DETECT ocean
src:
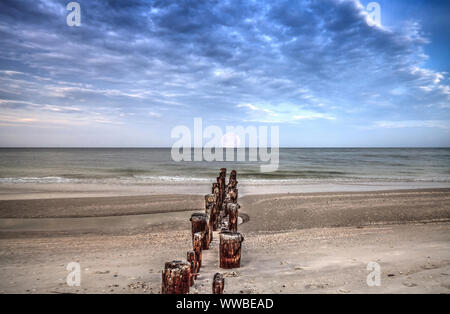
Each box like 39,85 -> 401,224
0,148 -> 449,185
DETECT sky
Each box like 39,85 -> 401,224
0,0 -> 449,147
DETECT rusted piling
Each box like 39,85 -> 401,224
228,189 -> 238,202
193,232 -> 203,268
222,196 -> 232,217
190,213 -> 208,237
228,170 -> 238,189
212,273 -> 225,294
220,231 -> 244,269
205,194 -> 219,231
212,183 -> 219,195
228,203 -> 240,232
206,214 -> 212,246
217,168 -> 227,208
161,260 -> 191,294
205,194 -> 216,210
190,213 -> 210,249
187,250 -> 198,286
227,170 -> 238,202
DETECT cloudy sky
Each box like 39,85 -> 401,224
0,0 -> 449,147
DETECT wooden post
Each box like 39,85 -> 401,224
228,203 -> 240,232
205,194 -> 216,210
220,231 -> 244,269
161,260 -> 191,294
193,232 -> 203,269
226,170 -> 238,205
212,273 -> 225,294
228,188 -> 238,203
217,168 -> 227,210
206,214 -> 212,247
212,183 -> 221,229
218,210 -> 227,230
205,194 -> 219,231
222,196 -> 231,217
187,251 -> 198,286
212,203 -> 219,231
190,213 -> 210,249
228,170 -> 238,189
212,183 -> 219,195
190,213 -> 208,237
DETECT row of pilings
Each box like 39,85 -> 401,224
161,168 -> 244,294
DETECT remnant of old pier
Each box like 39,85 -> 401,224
161,168 -> 244,294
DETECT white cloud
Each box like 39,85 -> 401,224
237,103 -> 260,111
237,103 -> 335,123
371,120 -> 450,130
149,111 -> 162,118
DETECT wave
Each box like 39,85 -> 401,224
0,176 -> 76,184
1,174 -> 450,185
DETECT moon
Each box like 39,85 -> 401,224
221,132 -> 241,148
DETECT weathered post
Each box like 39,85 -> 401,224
228,203 -> 240,232
205,194 -> 219,231
161,260 -> 191,294
190,213 -> 208,237
222,195 -> 232,217
212,273 -> 225,294
220,231 -> 244,269
205,194 -> 216,211
206,214 -> 212,247
193,232 -> 203,269
225,170 -> 238,206
212,183 -> 219,195
186,251 -> 198,286
228,188 -> 238,203
217,168 -> 227,208
212,203 -> 219,231
190,213 -> 210,249
228,170 -> 238,189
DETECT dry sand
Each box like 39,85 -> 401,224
0,188 -> 449,294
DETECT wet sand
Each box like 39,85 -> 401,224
0,188 -> 449,293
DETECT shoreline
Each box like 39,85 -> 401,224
1,180 -> 449,201
0,187 -> 449,218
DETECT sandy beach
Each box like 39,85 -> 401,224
0,188 -> 449,294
